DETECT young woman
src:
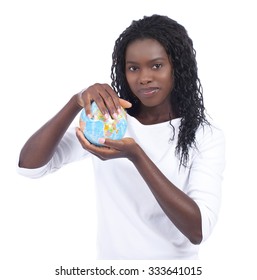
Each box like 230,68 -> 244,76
17,14 -> 225,259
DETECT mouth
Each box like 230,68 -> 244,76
138,87 -> 159,97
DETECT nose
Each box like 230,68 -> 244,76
139,68 -> 152,85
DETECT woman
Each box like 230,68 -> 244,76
17,14 -> 225,259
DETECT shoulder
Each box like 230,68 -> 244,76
196,120 -> 225,143
194,120 -> 226,160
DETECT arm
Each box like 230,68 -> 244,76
19,83 -> 132,169
131,145 -> 202,244
19,94 -> 82,168
75,133 -> 202,244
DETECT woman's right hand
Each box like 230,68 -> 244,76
76,83 -> 132,118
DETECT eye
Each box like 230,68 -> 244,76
152,63 -> 162,69
128,66 -> 139,72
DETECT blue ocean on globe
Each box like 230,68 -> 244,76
79,102 -> 128,146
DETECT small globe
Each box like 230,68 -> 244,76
79,102 -> 128,146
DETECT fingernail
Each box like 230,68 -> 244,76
98,138 -> 105,144
104,113 -> 109,120
113,113 -> 118,119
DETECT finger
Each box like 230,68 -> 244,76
119,98 -> 132,109
81,84 -> 111,119
101,84 -> 132,110
97,84 -> 121,118
81,90 -> 94,118
76,127 -> 91,147
98,138 -> 124,151
76,127 -> 113,156
81,85 -> 110,118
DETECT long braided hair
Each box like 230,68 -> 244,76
111,14 -> 210,167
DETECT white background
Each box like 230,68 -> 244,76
1,0 -> 256,279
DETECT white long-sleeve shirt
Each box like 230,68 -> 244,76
17,114 -> 225,259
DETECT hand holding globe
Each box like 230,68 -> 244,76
79,102 -> 128,146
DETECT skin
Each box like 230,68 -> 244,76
19,38 -> 202,244
125,39 -> 176,124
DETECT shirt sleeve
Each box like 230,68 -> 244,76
17,126 -> 90,179
187,124 -> 226,242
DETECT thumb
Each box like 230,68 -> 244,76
98,138 -> 122,150
119,98 -> 132,109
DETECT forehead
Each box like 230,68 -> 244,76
125,38 -> 168,61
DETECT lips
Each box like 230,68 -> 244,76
138,87 -> 159,96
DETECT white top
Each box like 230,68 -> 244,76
17,114 -> 226,260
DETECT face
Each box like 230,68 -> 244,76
125,38 -> 174,111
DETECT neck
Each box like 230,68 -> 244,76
135,104 -> 176,125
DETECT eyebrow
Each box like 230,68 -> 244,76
126,57 -> 166,64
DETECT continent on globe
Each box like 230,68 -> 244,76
79,102 -> 128,146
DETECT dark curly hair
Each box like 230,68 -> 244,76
111,14 -> 210,167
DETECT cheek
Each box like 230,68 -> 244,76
125,73 -> 136,88
162,70 -> 174,89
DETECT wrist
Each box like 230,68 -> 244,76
128,144 -> 143,163
76,89 -> 85,108
71,93 -> 83,111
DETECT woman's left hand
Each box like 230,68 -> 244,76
76,127 -> 139,161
